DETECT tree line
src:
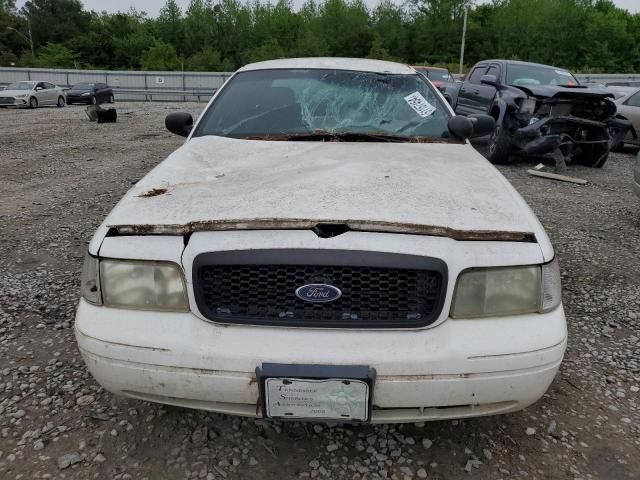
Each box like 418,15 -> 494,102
0,0 -> 639,73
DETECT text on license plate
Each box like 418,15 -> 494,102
264,377 -> 369,421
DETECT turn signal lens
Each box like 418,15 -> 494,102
541,258 -> 562,312
80,252 -> 102,305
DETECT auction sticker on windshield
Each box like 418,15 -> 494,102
264,377 -> 370,421
404,91 -> 436,117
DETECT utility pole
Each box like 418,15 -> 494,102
27,19 -> 34,58
459,7 -> 468,75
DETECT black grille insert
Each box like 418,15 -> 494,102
193,250 -> 447,328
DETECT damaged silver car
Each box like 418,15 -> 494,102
449,60 -> 630,169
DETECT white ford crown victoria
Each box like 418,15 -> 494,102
76,58 -> 567,423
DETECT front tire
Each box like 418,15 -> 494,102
28,97 -> 38,109
486,121 -> 512,164
91,96 -> 97,105
57,96 -> 65,108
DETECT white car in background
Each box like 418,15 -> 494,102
613,86 -> 640,149
0,80 -> 66,109
76,58 -> 567,424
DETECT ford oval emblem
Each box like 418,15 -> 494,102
295,284 -> 342,303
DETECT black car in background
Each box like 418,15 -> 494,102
66,82 -> 114,105
447,59 -> 630,168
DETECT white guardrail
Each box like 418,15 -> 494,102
0,66 -> 231,102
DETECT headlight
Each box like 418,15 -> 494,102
81,253 -> 102,305
100,259 -> 189,312
81,92 -> 90,96
519,97 -> 537,114
451,258 -> 561,319
15,94 -> 27,98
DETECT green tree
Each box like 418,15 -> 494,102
20,0 -> 90,48
110,12 -> 157,69
409,0 -> 473,66
244,38 -> 285,63
184,0 -> 216,57
313,0 -> 372,57
186,46 -> 234,71
210,0 -> 253,68
371,0 -> 408,60
28,42 -> 77,67
367,37 -> 398,61
0,0 -> 20,65
140,41 -> 182,70
156,0 -> 184,54
0,0 -> 638,73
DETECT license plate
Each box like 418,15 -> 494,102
264,377 -> 370,421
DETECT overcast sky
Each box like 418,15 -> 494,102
15,0 -> 640,16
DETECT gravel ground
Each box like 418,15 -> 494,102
0,102 -> 638,480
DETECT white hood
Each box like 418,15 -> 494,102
103,135 -> 544,242
0,90 -> 31,97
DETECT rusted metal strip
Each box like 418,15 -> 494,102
110,219 -> 536,242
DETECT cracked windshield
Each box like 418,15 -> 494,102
194,69 -> 451,140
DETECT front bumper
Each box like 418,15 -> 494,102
0,97 -> 28,107
75,299 -> 567,423
513,116 -> 610,155
67,95 -> 91,103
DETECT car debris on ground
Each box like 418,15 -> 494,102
85,104 -> 117,123
527,163 -> 588,184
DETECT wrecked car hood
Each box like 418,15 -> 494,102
103,135 -> 540,241
512,84 -> 614,99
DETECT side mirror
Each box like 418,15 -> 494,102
35,86 -> 43,91
468,114 -> 496,137
480,74 -> 498,86
448,114 -> 496,140
448,116 -> 474,140
166,112 -> 193,137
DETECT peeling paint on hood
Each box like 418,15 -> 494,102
104,135 -> 540,241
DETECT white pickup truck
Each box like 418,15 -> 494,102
76,58 -> 566,424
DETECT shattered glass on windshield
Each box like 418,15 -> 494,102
194,69 -> 452,141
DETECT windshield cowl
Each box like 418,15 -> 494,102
238,130 -> 458,144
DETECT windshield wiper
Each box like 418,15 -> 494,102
245,130 -> 409,143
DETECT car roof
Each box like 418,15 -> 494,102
477,59 -> 572,72
239,57 -> 415,75
413,66 -> 447,71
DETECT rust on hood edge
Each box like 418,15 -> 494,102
110,218 -> 536,242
